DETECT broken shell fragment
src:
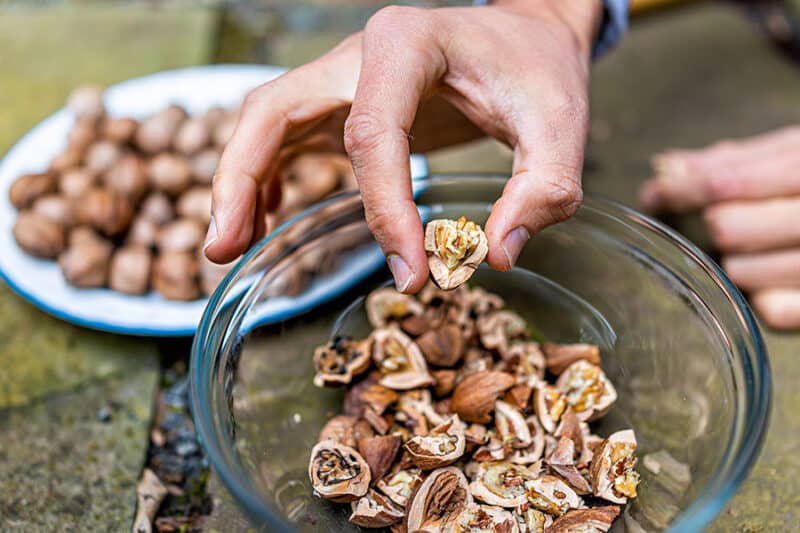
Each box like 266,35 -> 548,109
525,475 -> 584,517
424,217 -> 488,290
478,311 -> 528,358
313,336 -> 372,387
533,384 -> 568,434
555,360 -> 617,422
405,466 -> 473,532
319,415 -> 360,448
453,504 -> 520,533
468,462 -> 537,508
350,488 -> 406,528
510,417 -> 546,466
544,438 -> 591,495
417,324 -> 466,367
309,440 -> 371,503
405,415 -> 466,470
494,400 -> 532,450
451,371 -> 515,424
371,327 -> 433,390
506,342 -> 546,382
366,288 -> 425,328
547,506 -> 621,533
376,466 -> 423,508
589,429 -> 639,504
543,343 -> 602,376
514,503 -> 551,533
359,435 -> 402,484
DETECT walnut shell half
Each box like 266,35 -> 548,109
371,327 -> 433,390
404,415 -> 466,470
468,461 -> 537,508
424,217 -> 488,290
349,488 -> 405,528
405,466 -> 473,533
589,429 -> 639,504
453,504 -> 520,533
548,506 -> 620,533
309,440 -> 371,503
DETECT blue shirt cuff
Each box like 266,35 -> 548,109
593,0 -> 629,58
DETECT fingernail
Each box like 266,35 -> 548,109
387,254 -> 414,293
203,216 -> 218,253
502,226 -> 530,269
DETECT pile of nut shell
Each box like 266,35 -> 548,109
309,283 -> 639,532
9,86 -> 356,300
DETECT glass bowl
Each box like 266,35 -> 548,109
190,175 -> 771,532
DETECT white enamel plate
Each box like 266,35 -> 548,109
0,65 -> 428,336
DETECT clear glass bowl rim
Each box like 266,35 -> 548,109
190,174 -> 771,532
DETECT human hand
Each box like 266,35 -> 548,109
639,127 -> 800,329
204,1 -> 602,293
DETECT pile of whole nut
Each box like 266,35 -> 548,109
308,252 -> 640,531
9,85 -> 356,300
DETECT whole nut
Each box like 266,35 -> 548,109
176,187 -> 212,224
67,85 -> 105,120
49,147 -> 83,172
139,192 -> 175,225
74,188 -> 134,236
59,236 -> 113,288
12,211 -> 66,259
85,141 -> 122,174
416,324 -> 465,368
190,148 -> 220,184
104,154 -> 148,201
109,245 -> 152,295
32,195 -> 74,227
68,226 -> 105,247
450,370 -> 515,424
148,153 -> 193,196
156,218 -> 205,253
153,252 -> 200,301
67,118 -> 97,152
288,154 -> 342,203
59,168 -> 96,198
127,216 -> 159,248
135,105 -> 187,154
173,117 -> 211,155
9,172 -> 56,209
101,117 -> 139,144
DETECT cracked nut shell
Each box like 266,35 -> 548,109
309,440 -> 371,503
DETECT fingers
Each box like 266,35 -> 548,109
722,249 -> 800,291
484,93 -> 589,271
640,126 -> 800,213
345,6 -> 446,293
751,288 -> 800,330
205,36 -> 361,263
703,197 -> 800,253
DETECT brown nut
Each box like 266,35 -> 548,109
156,218 -> 205,253
416,324 -> 465,368
589,429 -> 639,504
49,147 -> 84,173
313,336 -> 372,387
287,153 -> 342,203
543,343 -> 601,375
320,415 -> 359,448
152,252 -> 200,301
526,475 -> 584,517
74,188 -> 134,236
424,217 -> 488,290
176,186 -> 212,224
503,384 -> 533,412
555,361 -> 617,422
405,466 -> 472,533
453,504 -> 519,533
84,140 -> 122,174
359,384 -> 399,416
32,195 -> 74,227
58,236 -> 113,288
12,211 -> 66,259
197,250 -> 235,297
309,440 -> 371,503
59,168 -> 95,199
371,327 -> 433,390
67,118 -> 97,151
349,489 -> 405,528
109,245 -> 152,295
467,286 -> 505,317
450,370 -> 515,424
100,117 -> 139,144
173,117 -> 211,155
358,435 -> 402,483
190,148 -> 220,184
366,287 -> 425,328
135,105 -> 187,153
139,192 -> 175,225
9,172 -> 56,209
148,153 -> 193,196
127,216 -> 158,248
404,415 -> 465,470
203,106 -> 227,128
548,506 -> 620,533
495,400 -> 532,449
432,369 -> 458,397
104,154 -> 148,201
468,462 -> 537,508
67,85 -> 105,120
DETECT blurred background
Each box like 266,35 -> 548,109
1,0 -> 799,532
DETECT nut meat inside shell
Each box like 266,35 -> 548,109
405,415 -> 466,470
309,440 -> 371,503
589,429 -> 639,504
406,466 -> 473,533
424,217 -> 488,290
371,327 -> 433,390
